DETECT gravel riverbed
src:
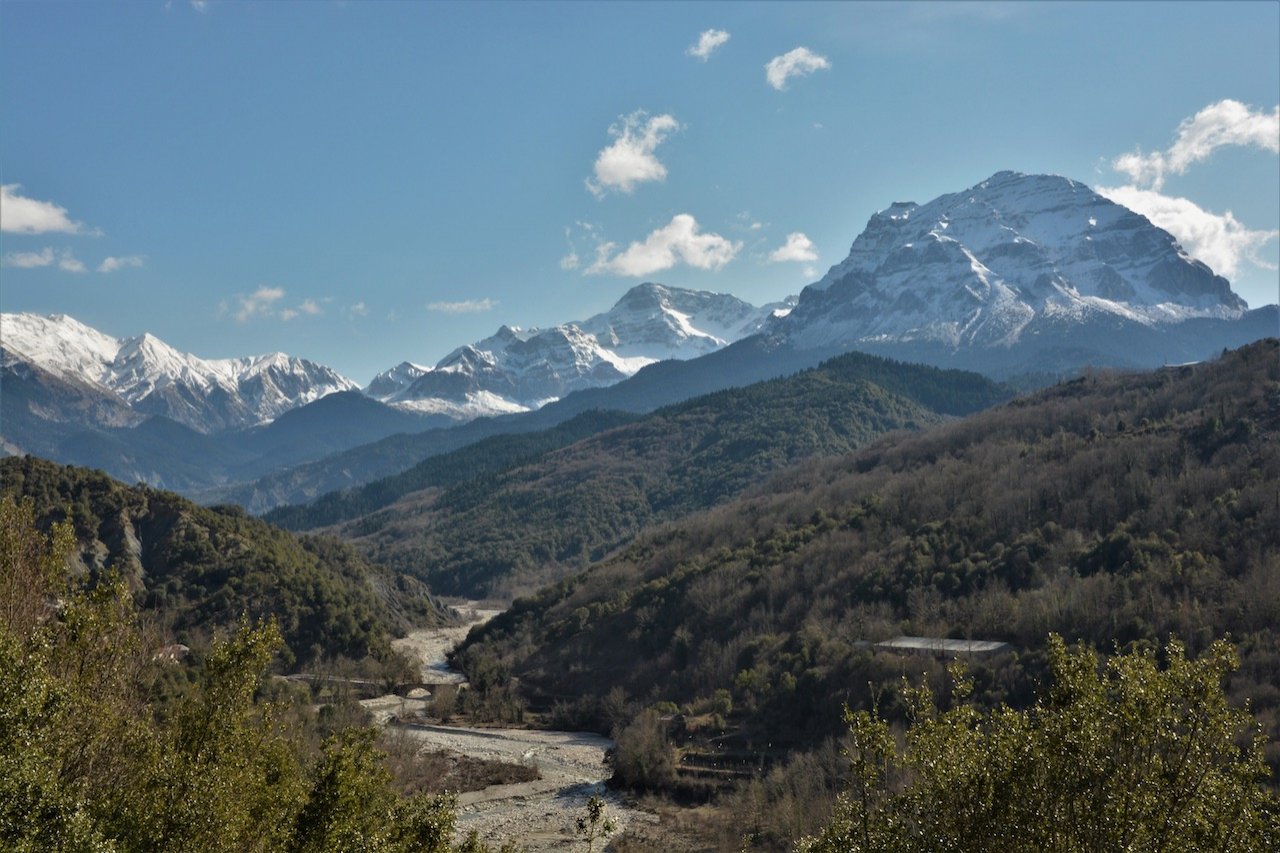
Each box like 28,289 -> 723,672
361,608 -> 658,850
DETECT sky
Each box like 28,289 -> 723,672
2,0 -> 1277,384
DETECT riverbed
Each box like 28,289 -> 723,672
361,608 -> 658,850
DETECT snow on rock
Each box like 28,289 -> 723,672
369,283 -> 784,421
780,171 -> 1247,353
1,313 -> 358,432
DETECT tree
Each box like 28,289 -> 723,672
575,794 -> 616,853
611,709 -> 677,790
800,635 -> 1280,853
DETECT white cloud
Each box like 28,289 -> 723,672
280,308 -> 299,322
687,29 -> 730,61
2,247 -> 56,268
233,286 -> 286,323
0,185 -> 95,235
346,302 -> 368,319
769,232 -> 818,263
560,251 -> 580,270
58,253 -> 87,274
587,214 -> 741,277
1113,100 -> 1280,190
1,246 -> 86,273
298,298 -> 322,316
1096,184 -> 1279,279
97,255 -> 146,273
427,298 -> 498,314
765,47 -> 831,91
586,111 -> 681,198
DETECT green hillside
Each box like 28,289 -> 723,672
332,351 -> 1010,598
0,455 -> 451,667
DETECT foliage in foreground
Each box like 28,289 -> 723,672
0,496 -> 491,853
799,635 -> 1280,853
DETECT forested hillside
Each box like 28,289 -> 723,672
265,409 -> 639,531
0,456 -> 451,667
326,351 -> 1009,598
455,341 -> 1280,767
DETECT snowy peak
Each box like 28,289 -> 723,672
0,313 -> 121,384
582,282 -> 773,359
365,361 -> 431,400
783,171 -> 1248,354
1,313 -> 358,432
372,283 -> 777,421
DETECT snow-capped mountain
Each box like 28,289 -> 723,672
1,313 -> 359,432
366,283 -> 785,419
773,171 -> 1258,374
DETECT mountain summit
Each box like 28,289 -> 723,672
773,171 -> 1263,374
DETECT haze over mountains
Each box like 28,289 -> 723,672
2,172 -> 1274,504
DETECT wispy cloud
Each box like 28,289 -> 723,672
1,246 -> 87,273
687,29 -> 730,61
281,297 -> 323,322
427,298 -> 498,314
765,47 -> 830,91
769,232 -> 818,263
559,225 -> 581,270
58,253 -> 87,274
586,111 -> 681,198
587,214 -> 741,277
2,247 -> 56,268
231,286 -> 286,323
0,185 -> 97,235
1112,100 -> 1279,190
97,255 -> 146,273
345,302 -> 368,319
1096,184 -> 1277,280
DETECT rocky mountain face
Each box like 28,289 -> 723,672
365,283 -> 786,419
771,171 -> 1266,376
1,313 -> 359,434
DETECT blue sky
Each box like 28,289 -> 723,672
2,1 -> 1277,383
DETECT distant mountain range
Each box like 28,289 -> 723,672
364,282 -> 789,419
0,312 -> 358,433
0,285 -> 783,493
2,170 -> 1273,504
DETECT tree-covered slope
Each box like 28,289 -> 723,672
455,340 -> 1280,758
0,455 -> 451,666
332,351 -> 1010,598
265,409 -> 640,531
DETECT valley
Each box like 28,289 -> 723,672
3,173 -> 1277,851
